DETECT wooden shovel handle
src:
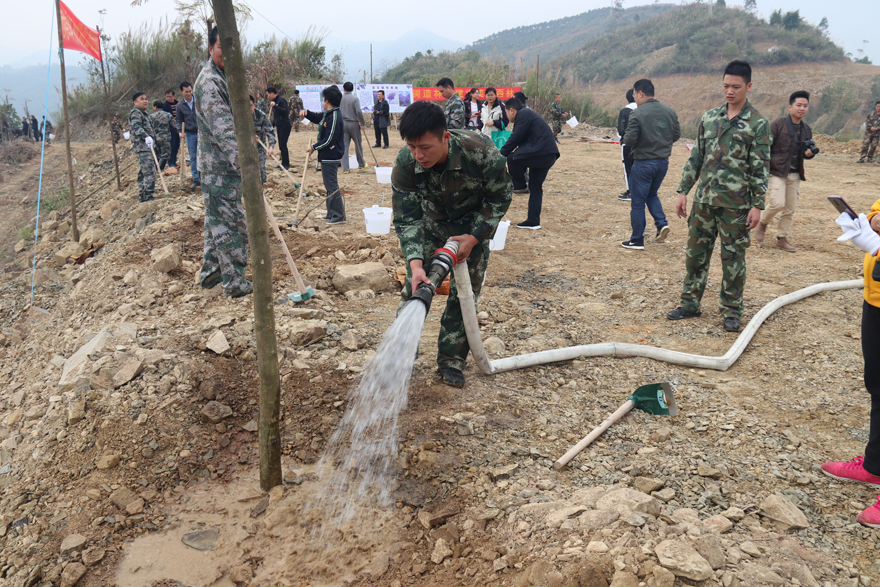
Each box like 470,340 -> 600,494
262,196 -> 307,293
149,143 -> 169,195
552,400 -> 634,470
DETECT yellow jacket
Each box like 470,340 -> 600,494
865,199 -> 880,307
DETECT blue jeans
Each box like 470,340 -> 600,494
630,158 -> 668,242
186,132 -> 199,182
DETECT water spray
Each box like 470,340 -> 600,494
410,239 -> 460,311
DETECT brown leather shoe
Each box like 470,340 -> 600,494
754,222 -> 767,243
775,237 -> 796,252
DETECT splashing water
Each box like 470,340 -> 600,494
312,300 -> 427,527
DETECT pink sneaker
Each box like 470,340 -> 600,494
858,495 -> 880,528
821,456 -> 880,487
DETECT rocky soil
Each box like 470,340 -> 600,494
0,124 -> 878,587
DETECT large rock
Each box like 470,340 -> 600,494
694,534 -> 726,570
112,359 -> 143,388
737,563 -> 787,586
60,323 -> 137,387
759,494 -> 810,529
201,401 -> 233,424
110,486 -> 139,510
609,571 -> 639,587
79,227 -> 104,247
332,262 -> 392,293
53,242 -> 84,267
654,540 -> 713,581
151,244 -> 181,273
577,509 -> 620,531
60,562 -> 86,587
206,331 -> 230,354
288,320 -> 328,347
430,538 -> 452,564
595,488 -> 660,517
60,534 -> 87,554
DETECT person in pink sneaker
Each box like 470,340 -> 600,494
822,198 -> 880,527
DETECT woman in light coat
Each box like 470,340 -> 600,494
480,87 -> 509,137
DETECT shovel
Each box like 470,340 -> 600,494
552,382 -> 678,470
261,197 -> 315,303
149,142 -> 170,197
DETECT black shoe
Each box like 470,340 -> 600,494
516,221 -> 541,230
621,239 -> 644,250
190,181 -> 200,190
373,144 -> 381,148
723,317 -> 740,332
618,192 -> 632,201
667,307 -> 702,320
201,272 -> 221,289
321,215 -> 330,220
382,145 -> 389,149
513,188 -> 529,194
655,225 -> 670,242
437,367 -> 465,388
326,218 -> 347,225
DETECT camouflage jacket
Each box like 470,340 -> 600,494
253,107 -> 276,152
129,107 -> 156,153
194,58 -> 238,176
290,95 -> 304,117
255,97 -> 268,114
391,130 -> 513,262
149,110 -> 173,144
550,101 -> 565,123
867,112 -> 880,134
444,93 -> 466,130
677,100 -> 770,210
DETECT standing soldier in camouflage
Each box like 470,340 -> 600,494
290,89 -> 304,132
129,93 -> 158,202
250,94 -> 276,184
859,101 -> 880,164
437,78 -> 466,130
110,115 -> 123,144
150,101 -> 173,170
667,60 -> 770,333
550,93 -> 569,143
391,101 -> 513,388
195,26 -> 252,298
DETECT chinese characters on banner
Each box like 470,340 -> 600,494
413,87 -> 521,101
59,1 -> 102,61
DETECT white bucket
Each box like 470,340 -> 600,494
375,166 -> 392,184
489,220 -> 510,251
123,131 -> 130,139
348,155 -> 358,169
363,205 -> 393,235
566,116 -> 579,128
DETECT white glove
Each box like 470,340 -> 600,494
837,212 -> 880,255
145,136 -> 154,147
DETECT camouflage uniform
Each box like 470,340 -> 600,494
290,94 -> 304,131
129,106 -> 157,202
195,58 -> 251,298
149,109 -> 173,167
677,99 -> 770,319
110,119 -> 123,144
860,112 -> 880,162
256,97 -> 268,116
391,130 -> 513,371
550,100 -> 565,137
443,93 -> 466,130
253,106 -> 276,183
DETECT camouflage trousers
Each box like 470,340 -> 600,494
399,237 -> 491,371
861,132 -> 879,161
199,174 -> 250,297
680,203 -> 751,319
258,148 -> 268,184
551,121 -> 562,137
156,139 -> 171,168
135,149 -> 156,202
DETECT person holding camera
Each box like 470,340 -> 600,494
754,90 -> 817,252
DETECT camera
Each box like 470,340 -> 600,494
804,138 -> 819,155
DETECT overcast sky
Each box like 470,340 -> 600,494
0,0 -> 875,68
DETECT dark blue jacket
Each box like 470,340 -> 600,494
305,107 -> 344,162
499,107 -> 560,162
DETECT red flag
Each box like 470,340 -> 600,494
59,1 -> 102,61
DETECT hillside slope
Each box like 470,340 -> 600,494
554,3 -> 844,84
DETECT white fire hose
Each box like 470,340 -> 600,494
452,263 -> 861,373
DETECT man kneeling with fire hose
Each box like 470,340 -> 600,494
391,101 -> 513,388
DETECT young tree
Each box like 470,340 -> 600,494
743,0 -> 757,12
818,17 -> 829,35
769,9 -> 783,26
782,10 -> 801,30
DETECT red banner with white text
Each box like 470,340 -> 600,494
59,1 -> 102,61
413,87 -> 521,101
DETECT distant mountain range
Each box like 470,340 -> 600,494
0,62 -> 90,120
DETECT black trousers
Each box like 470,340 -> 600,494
507,154 -> 557,225
277,124 -> 291,168
374,126 -> 389,147
169,131 -> 180,167
622,144 -> 634,192
863,301 -> 880,475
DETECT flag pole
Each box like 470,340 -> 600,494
54,0 -> 79,243
97,26 -> 122,190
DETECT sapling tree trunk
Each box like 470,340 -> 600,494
211,0 -> 282,490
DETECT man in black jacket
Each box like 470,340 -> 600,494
617,89 -> 637,200
266,86 -> 291,169
373,90 -> 391,148
500,98 -> 560,230
162,89 -> 180,169
301,85 -> 346,224
176,81 -> 200,188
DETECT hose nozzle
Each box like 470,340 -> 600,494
410,239 -> 460,312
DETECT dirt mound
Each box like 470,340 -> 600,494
813,133 -> 864,156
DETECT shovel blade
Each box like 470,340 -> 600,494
287,285 -> 315,303
630,382 -> 678,416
